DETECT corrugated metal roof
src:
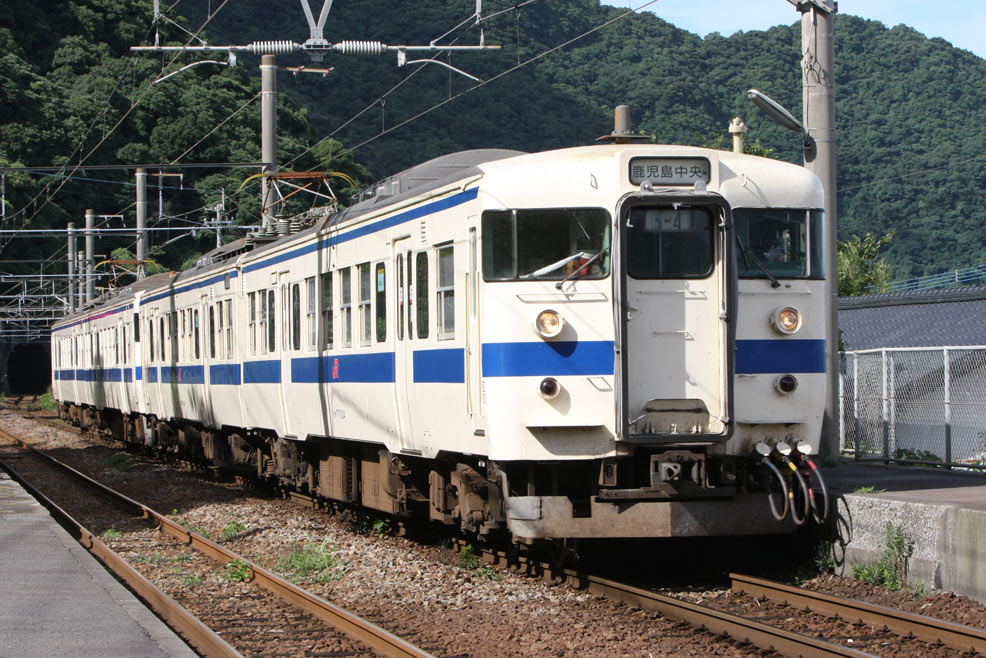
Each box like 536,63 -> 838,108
838,286 -> 986,350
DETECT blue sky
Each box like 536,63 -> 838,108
603,1 -> 986,59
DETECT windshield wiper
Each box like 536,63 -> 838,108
736,236 -> 781,288
555,248 -> 607,290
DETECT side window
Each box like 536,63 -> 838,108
249,292 -> 257,355
416,252 -> 429,339
291,283 -> 301,351
159,316 -> 165,361
306,277 -> 316,350
114,328 -> 119,365
358,263 -> 371,346
437,244 -> 454,339
396,254 -> 404,341
148,320 -> 154,363
320,273 -> 333,350
259,291 -> 268,354
341,268 -> 352,348
375,262 -> 386,343
281,283 -> 288,351
209,305 -> 216,359
194,309 -> 200,360
225,300 -> 233,359
267,289 -> 276,353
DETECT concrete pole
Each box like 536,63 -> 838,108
261,54 -> 278,232
85,209 -> 95,304
729,117 -> 747,154
136,168 -> 147,279
67,222 -> 76,313
800,5 -> 839,457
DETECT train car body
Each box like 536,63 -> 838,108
52,138 -> 826,543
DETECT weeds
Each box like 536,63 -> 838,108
100,528 -> 123,539
222,520 -> 246,540
276,542 -> 339,584
850,523 -> 916,592
459,544 -> 480,570
106,453 -> 128,467
222,559 -> 252,582
183,574 -> 204,587
853,485 -> 886,494
348,511 -> 392,537
170,510 -> 213,539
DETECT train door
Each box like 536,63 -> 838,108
392,237 -> 415,450
615,197 -> 734,442
133,295 -> 145,416
465,224 -> 485,432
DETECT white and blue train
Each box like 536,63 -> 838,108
52,110 -> 827,542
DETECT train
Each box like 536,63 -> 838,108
51,108 -> 828,544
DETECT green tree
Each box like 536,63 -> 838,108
838,231 -> 895,296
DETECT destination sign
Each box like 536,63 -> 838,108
629,157 -> 711,186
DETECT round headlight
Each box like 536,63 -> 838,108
771,306 -> 802,335
539,377 -> 561,399
774,374 -> 799,395
534,309 -> 564,339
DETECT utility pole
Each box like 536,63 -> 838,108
85,209 -> 94,304
261,54 -> 278,233
67,222 -> 76,313
795,0 -> 839,457
136,168 -> 147,279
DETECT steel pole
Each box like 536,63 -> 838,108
136,167 -> 147,279
800,6 -> 839,458
261,54 -> 278,232
67,222 -> 76,313
85,209 -> 95,304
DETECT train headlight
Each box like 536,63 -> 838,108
770,306 -> 802,335
534,309 -> 564,339
539,377 -> 561,399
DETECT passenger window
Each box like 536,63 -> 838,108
306,277 -> 316,349
225,300 -> 233,358
159,316 -> 165,361
437,245 -> 454,339
194,309 -> 200,360
148,321 -> 154,363
358,263 -> 371,346
291,283 -> 301,351
267,290 -> 276,353
416,252 -> 429,339
209,305 -> 216,359
396,254 -> 404,341
375,262 -> 386,343
320,273 -> 333,349
341,268 -> 352,348
249,292 -> 257,355
259,291 -> 268,354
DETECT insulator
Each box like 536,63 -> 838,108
246,41 -> 300,55
332,40 -> 388,55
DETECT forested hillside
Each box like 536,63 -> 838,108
2,0 -> 985,279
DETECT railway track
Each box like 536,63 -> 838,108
0,426 -> 433,658
14,413 -> 986,658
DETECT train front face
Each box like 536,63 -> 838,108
479,146 -> 826,540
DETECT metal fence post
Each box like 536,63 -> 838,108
944,347 -> 952,468
853,352 -> 861,460
882,348 -> 890,462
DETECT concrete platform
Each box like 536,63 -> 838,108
0,469 -> 197,658
823,460 -> 986,603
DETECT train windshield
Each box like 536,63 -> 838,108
481,208 -> 611,281
733,208 -> 824,279
626,206 -> 715,279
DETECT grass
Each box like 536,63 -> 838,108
183,574 -> 204,587
276,542 -> 339,584
458,544 -> 500,580
853,485 -> 886,494
100,528 -> 123,539
222,559 -> 252,582
850,522 -> 922,593
347,511 -> 392,536
222,519 -> 246,540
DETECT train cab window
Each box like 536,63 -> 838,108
733,208 -> 824,279
209,305 -> 217,359
415,252 -> 429,339
341,268 -> 352,348
626,206 -> 714,279
375,263 -> 386,343
267,290 -> 276,353
436,245 -> 454,339
320,273 -> 333,349
306,277 -> 316,349
291,283 -> 301,351
358,263 -> 371,346
481,208 -> 611,281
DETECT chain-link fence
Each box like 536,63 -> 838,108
840,347 -> 986,469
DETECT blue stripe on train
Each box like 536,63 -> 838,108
291,353 -> 395,384
413,348 -> 465,383
481,341 -> 615,377
735,339 -> 826,374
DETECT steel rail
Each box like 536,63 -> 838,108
0,452 -> 241,658
0,429 -> 434,658
731,572 -> 986,654
457,541 -> 874,658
